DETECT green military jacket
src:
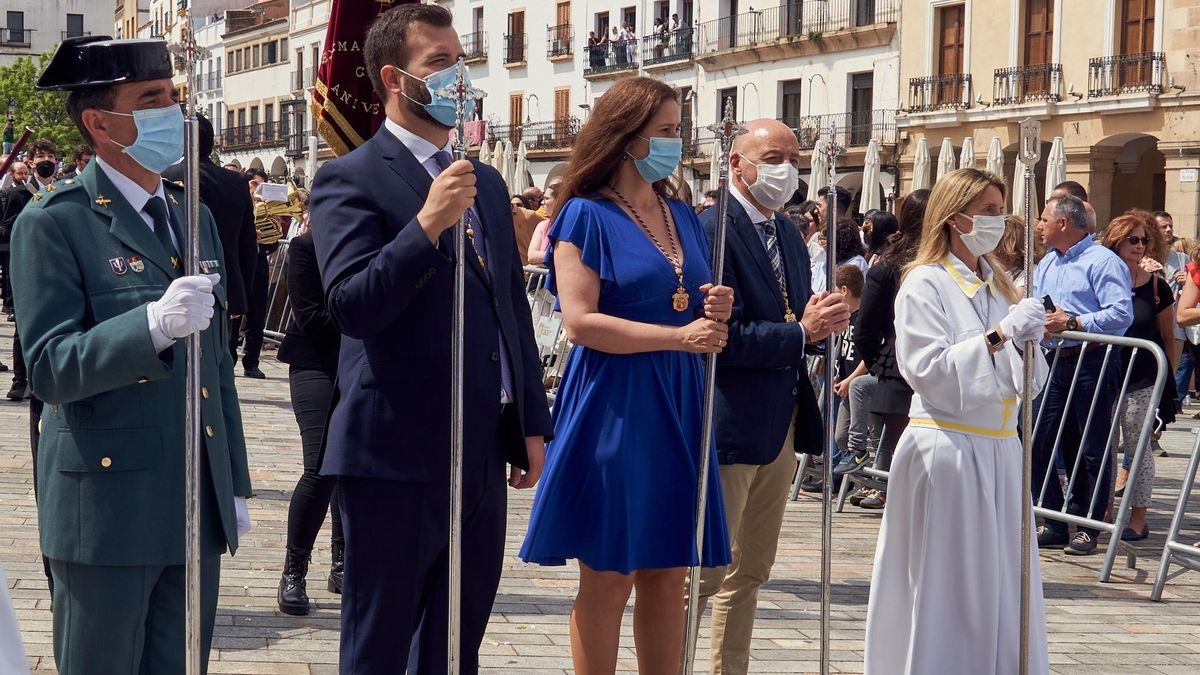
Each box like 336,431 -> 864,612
11,160 -> 253,567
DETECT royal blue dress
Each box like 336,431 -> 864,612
519,196 -> 731,574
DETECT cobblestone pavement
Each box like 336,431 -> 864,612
3,326 -> 1200,674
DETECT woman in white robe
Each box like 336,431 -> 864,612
864,168 -> 1050,675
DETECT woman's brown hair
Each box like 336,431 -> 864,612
1102,209 -> 1164,261
551,76 -> 680,217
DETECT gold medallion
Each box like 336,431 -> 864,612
784,309 -> 797,323
672,287 -> 689,312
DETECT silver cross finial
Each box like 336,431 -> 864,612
707,97 -> 747,182
433,58 -> 487,157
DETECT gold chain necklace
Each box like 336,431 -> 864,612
608,186 -> 689,312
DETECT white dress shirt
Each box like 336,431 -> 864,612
94,155 -> 178,251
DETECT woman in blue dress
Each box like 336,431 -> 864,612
519,76 -> 734,674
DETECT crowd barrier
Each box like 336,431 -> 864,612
523,266 -> 572,404
1151,427 -> 1200,600
262,239 -> 293,346
789,330 -> 1167,584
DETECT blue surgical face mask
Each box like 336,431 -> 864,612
631,135 -> 682,183
397,63 -> 476,128
103,104 -> 185,174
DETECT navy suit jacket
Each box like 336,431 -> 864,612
310,127 -> 553,482
701,192 -> 824,464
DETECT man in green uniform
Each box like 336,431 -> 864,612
10,36 -> 253,674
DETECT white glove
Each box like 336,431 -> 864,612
235,496 -> 252,536
146,274 -> 220,352
999,297 -> 1047,344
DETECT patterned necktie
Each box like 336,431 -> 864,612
143,196 -> 180,271
432,151 -> 488,272
761,218 -> 788,295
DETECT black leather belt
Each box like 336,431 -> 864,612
1057,342 -> 1102,359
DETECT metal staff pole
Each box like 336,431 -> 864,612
169,16 -> 211,675
682,98 -> 745,672
1017,118 -> 1041,675
432,58 -> 485,675
819,124 -> 843,675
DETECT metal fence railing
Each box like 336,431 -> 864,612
993,63 -> 1063,105
1151,428 -> 1200,600
547,24 -> 573,58
584,41 -> 639,76
1088,52 -> 1165,97
697,0 -> 899,55
790,330 -> 1168,584
462,31 -> 488,62
261,240 -> 292,346
641,27 -> 695,66
523,266 -> 571,404
908,73 -> 973,112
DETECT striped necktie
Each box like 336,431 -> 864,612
761,218 -> 788,295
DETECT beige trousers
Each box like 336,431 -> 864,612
686,417 -> 798,675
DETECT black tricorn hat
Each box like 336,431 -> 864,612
36,36 -> 173,91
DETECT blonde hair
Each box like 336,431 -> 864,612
904,168 -> 1020,303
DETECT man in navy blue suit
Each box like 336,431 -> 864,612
693,119 -> 850,674
308,5 -> 553,673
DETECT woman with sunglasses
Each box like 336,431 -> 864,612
1102,210 -> 1176,541
519,76 -> 733,674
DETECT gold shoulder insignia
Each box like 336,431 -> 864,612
171,180 -> 185,188
31,193 -> 42,202
95,195 -> 112,208
44,184 -> 57,192
168,194 -> 179,205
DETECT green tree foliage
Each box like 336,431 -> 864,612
0,52 -> 84,156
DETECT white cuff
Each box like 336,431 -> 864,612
234,496 -> 251,536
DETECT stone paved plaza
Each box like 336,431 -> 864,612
4,323 -> 1200,674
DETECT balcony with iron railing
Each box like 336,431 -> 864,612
547,24 -> 573,59
697,0 -> 898,68
642,27 -> 695,68
486,117 -> 582,151
219,122 -> 289,151
993,63 -> 1062,105
1089,52 -> 1165,97
784,110 -> 899,150
504,33 -> 527,66
583,40 -> 638,78
462,31 -> 487,63
1,29 -> 33,48
908,74 -> 973,113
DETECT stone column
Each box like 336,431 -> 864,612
1160,141 -> 1200,239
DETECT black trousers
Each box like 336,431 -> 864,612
285,367 -> 343,550
0,248 -> 11,310
12,323 -> 25,386
241,246 -> 274,370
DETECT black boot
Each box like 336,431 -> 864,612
277,546 -> 311,616
327,541 -> 344,594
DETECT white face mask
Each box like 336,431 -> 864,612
953,213 -> 1007,257
741,158 -> 799,211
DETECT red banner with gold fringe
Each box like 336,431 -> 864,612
311,0 -> 418,157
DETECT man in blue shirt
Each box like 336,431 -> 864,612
1032,194 -> 1133,555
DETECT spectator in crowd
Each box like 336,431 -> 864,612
623,23 -> 637,63
864,210 -> 899,265
992,214 -> 1044,291
1149,211 -> 1192,411
162,114 -> 258,363
527,171 -> 565,266
587,31 -> 605,68
58,144 -> 93,180
653,17 -> 668,58
522,185 -> 544,215
692,117 -> 847,673
832,264 -> 875,476
1103,210 -> 1175,542
849,189 -> 928,508
1050,180 -> 1097,233
240,167 -> 281,379
2,138 -> 60,398
1176,239 -> 1200,410
275,214 -> 344,615
519,76 -> 733,674
511,192 -> 543,266
612,26 -> 626,65
865,168 -> 1049,675
1033,193 -> 1133,555
815,185 -> 851,226
836,218 -> 869,276
701,189 -> 719,211
0,160 -> 26,191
